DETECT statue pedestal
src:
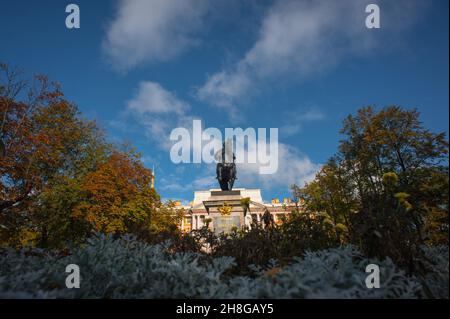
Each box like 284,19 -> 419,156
203,190 -> 244,234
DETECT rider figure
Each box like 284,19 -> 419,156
216,140 -> 236,191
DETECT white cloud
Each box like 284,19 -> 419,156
103,0 -> 209,71
125,81 -> 193,150
191,167 -> 217,189
127,81 -> 188,115
196,66 -> 251,119
237,143 -> 320,191
159,181 -> 186,193
197,0 -> 426,117
158,142 -> 319,194
124,82 -> 321,193
158,165 -> 216,195
298,108 -> 325,122
281,107 -> 325,137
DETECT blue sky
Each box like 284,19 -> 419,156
1,0 -> 448,203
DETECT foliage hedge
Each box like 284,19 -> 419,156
0,235 -> 447,299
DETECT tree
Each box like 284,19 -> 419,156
0,63 -> 182,248
72,150 -> 156,235
294,106 -> 449,272
0,64 -> 110,246
240,197 -> 251,216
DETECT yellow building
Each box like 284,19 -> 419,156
177,188 -> 300,233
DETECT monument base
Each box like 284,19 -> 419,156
203,190 -> 244,234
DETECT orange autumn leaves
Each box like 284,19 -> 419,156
0,74 -> 97,212
1,64 -> 178,248
73,151 -> 157,234
0,89 -> 68,211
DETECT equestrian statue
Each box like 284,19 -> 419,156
216,141 -> 237,191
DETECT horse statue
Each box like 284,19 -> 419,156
216,141 -> 237,191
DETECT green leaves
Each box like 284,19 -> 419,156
0,63 -> 181,249
294,105 -> 449,271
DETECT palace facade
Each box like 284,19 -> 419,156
175,188 -> 299,233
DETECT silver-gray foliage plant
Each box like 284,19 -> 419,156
0,235 -> 447,299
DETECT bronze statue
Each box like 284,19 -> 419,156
262,209 -> 275,229
216,141 -> 236,191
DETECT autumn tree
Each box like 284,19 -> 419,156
292,157 -> 357,245
294,106 -> 449,272
0,63 -> 180,248
72,150 -> 182,240
0,63 -> 109,245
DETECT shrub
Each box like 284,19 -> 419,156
419,245 -> 449,298
0,235 -> 447,299
183,213 -> 339,276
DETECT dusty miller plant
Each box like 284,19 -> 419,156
0,235 -> 447,299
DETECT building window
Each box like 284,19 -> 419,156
184,217 -> 192,225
